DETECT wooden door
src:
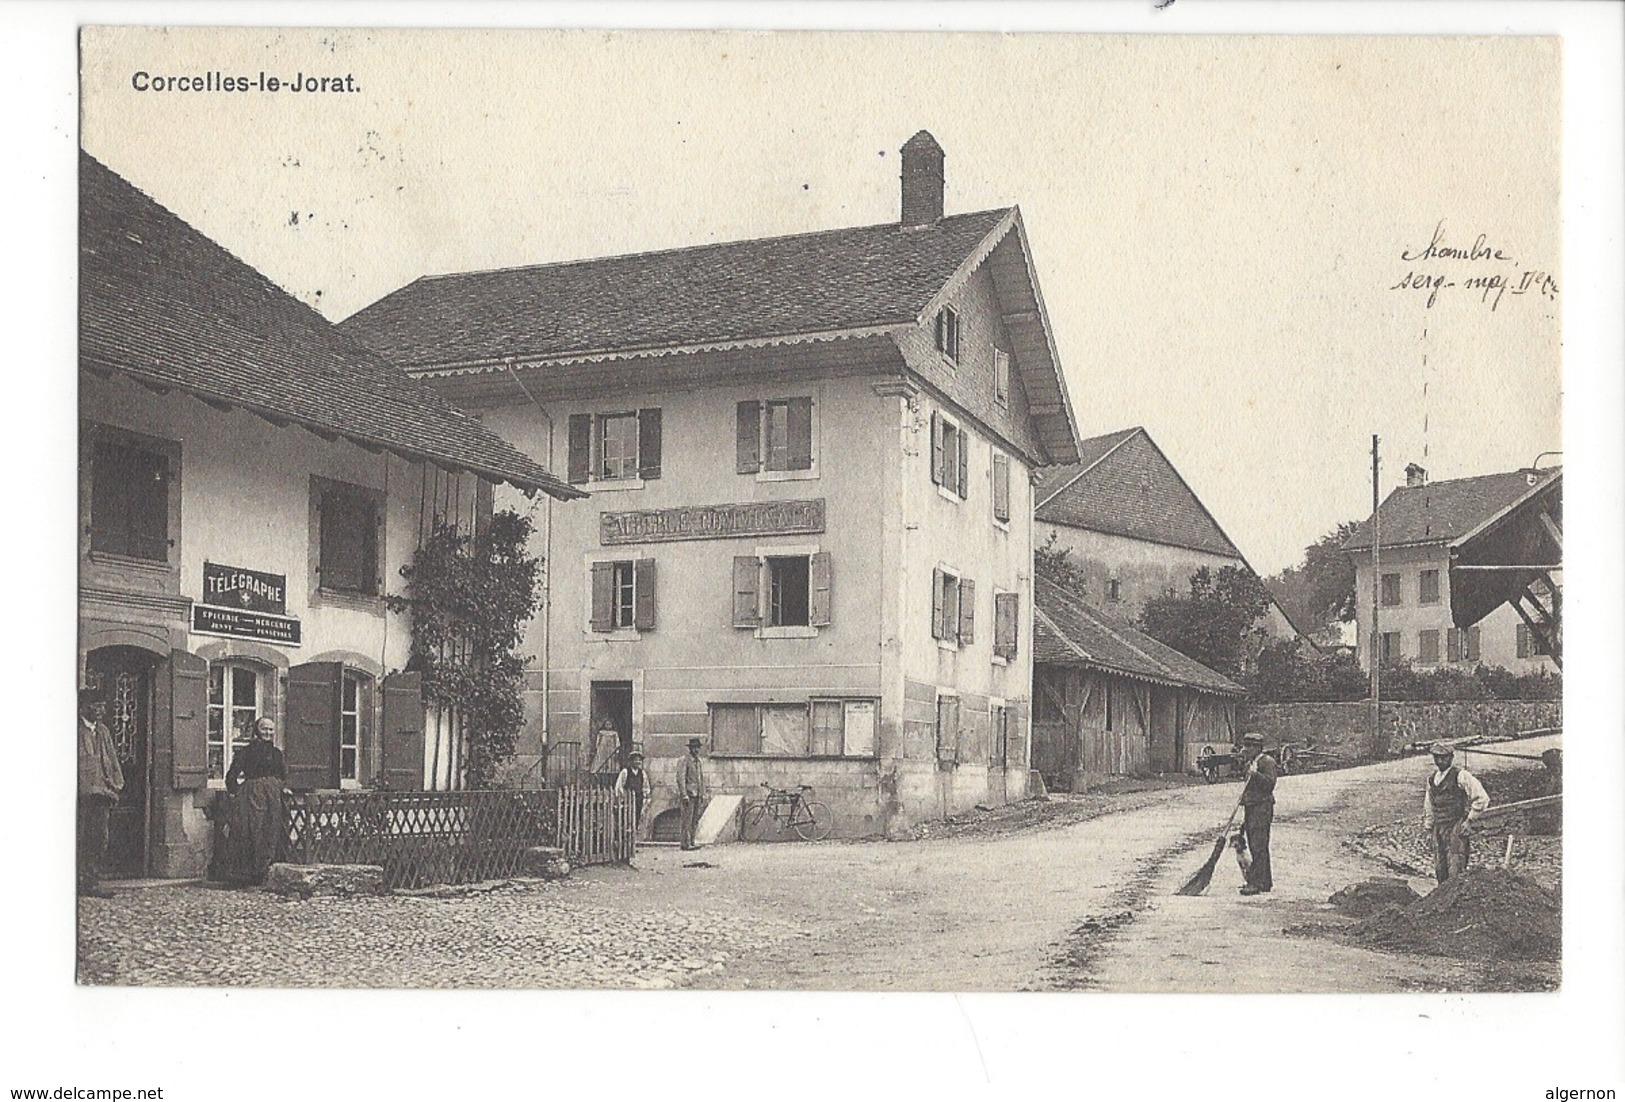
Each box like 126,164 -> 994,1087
86,647 -> 157,877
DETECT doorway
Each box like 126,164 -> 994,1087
588,680 -> 634,778
85,646 -> 158,877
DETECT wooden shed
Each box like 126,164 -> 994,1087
1032,575 -> 1245,790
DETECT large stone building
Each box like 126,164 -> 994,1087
341,132 -> 1083,838
79,154 -> 581,877
1344,463 -> 1562,674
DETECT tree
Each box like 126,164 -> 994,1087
1139,565 -> 1271,679
1267,521 -> 1361,634
1034,530 -> 1089,598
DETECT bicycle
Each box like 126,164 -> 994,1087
740,783 -> 833,842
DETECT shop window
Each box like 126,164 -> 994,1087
735,397 -> 815,476
314,478 -> 382,596
991,452 -> 1011,524
1419,569 -> 1441,605
732,551 -> 832,632
566,408 -> 662,484
935,306 -> 961,363
1418,629 -> 1441,665
590,559 -> 656,633
1381,572 -> 1402,607
930,413 -> 969,498
932,568 -> 975,647
89,436 -> 171,562
339,669 -> 372,786
993,592 -> 1020,661
993,349 -> 1010,407
207,661 -> 263,781
710,699 -> 877,758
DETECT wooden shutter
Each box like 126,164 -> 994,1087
995,592 -> 1019,659
930,412 -> 944,485
936,696 -> 960,763
787,397 -> 814,470
940,421 -> 957,492
808,551 -> 832,626
637,408 -> 662,480
169,650 -> 208,789
1516,624 -> 1530,658
589,562 -> 615,632
567,414 -> 592,484
286,661 -> 342,791
957,427 -> 969,498
992,453 -> 1010,522
935,309 -> 948,353
736,401 -> 761,474
958,578 -> 976,644
732,555 -> 761,627
1447,629 -> 1462,663
634,558 -> 657,631
379,670 -> 425,792
931,567 -> 945,639
1467,627 -> 1481,662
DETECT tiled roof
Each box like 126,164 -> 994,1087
1034,427 -> 1241,556
1343,468 -> 1560,551
1033,575 -> 1246,695
339,208 -> 1015,370
79,152 -> 583,499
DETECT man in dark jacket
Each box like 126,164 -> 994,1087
1237,733 -> 1279,896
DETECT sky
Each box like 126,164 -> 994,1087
77,28 -> 1563,575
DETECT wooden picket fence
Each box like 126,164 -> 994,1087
283,785 -> 633,889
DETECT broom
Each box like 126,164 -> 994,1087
1175,800 -> 1244,896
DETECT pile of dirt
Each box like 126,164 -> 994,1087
1349,867 -> 1560,962
1329,878 -> 1421,918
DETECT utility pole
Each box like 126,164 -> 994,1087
1370,435 -> 1382,755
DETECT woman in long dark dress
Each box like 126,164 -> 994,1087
224,717 -> 288,885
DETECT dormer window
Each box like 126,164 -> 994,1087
935,306 -> 960,364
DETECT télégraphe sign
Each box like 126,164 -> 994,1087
201,561 -> 287,614
600,498 -> 826,545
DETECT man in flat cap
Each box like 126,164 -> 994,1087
1236,733 -> 1279,896
675,738 -> 708,850
1421,742 -> 1490,883
615,749 -> 653,831
77,687 -> 124,898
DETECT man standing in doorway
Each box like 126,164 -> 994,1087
78,688 -> 124,898
1237,733 -> 1278,896
676,738 -> 708,851
1422,742 -> 1490,882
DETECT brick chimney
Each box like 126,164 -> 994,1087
900,130 -> 945,227
1406,463 -> 1428,488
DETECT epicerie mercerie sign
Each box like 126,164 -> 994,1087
192,562 -> 301,646
600,498 -> 826,546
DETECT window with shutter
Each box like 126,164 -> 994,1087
993,349 -> 1010,407
598,413 -> 640,480
317,480 -> 380,595
935,306 -> 960,362
1419,569 -> 1441,605
286,661 -> 343,791
736,401 -> 761,474
767,556 -> 811,627
992,453 -> 1011,523
786,397 -> 814,471
1447,628 -> 1462,663
339,669 -> 372,785
1418,630 -> 1441,665
567,414 -> 592,484
994,592 -> 1019,660
637,409 -> 663,480
90,438 -> 171,561
634,558 -> 657,631
379,671 -> 425,792
206,660 -> 264,781
958,578 -> 976,645
732,555 -> 762,627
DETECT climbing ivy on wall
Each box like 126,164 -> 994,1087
388,510 -> 542,789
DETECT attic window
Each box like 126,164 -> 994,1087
935,306 -> 960,364
993,349 -> 1010,407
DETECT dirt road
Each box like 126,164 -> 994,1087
581,735 -> 1560,991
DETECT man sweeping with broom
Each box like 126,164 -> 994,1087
1177,733 -> 1279,896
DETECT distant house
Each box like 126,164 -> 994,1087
340,131 -> 1083,838
1032,575 -> 1244,789
1343,463 -> 1561,674
1033,426 -> 1302,642
79,153 -> 581,878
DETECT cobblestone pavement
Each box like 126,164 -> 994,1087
77,874 -> 808,988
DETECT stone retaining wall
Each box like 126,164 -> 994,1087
1237,700 -> 1561,761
